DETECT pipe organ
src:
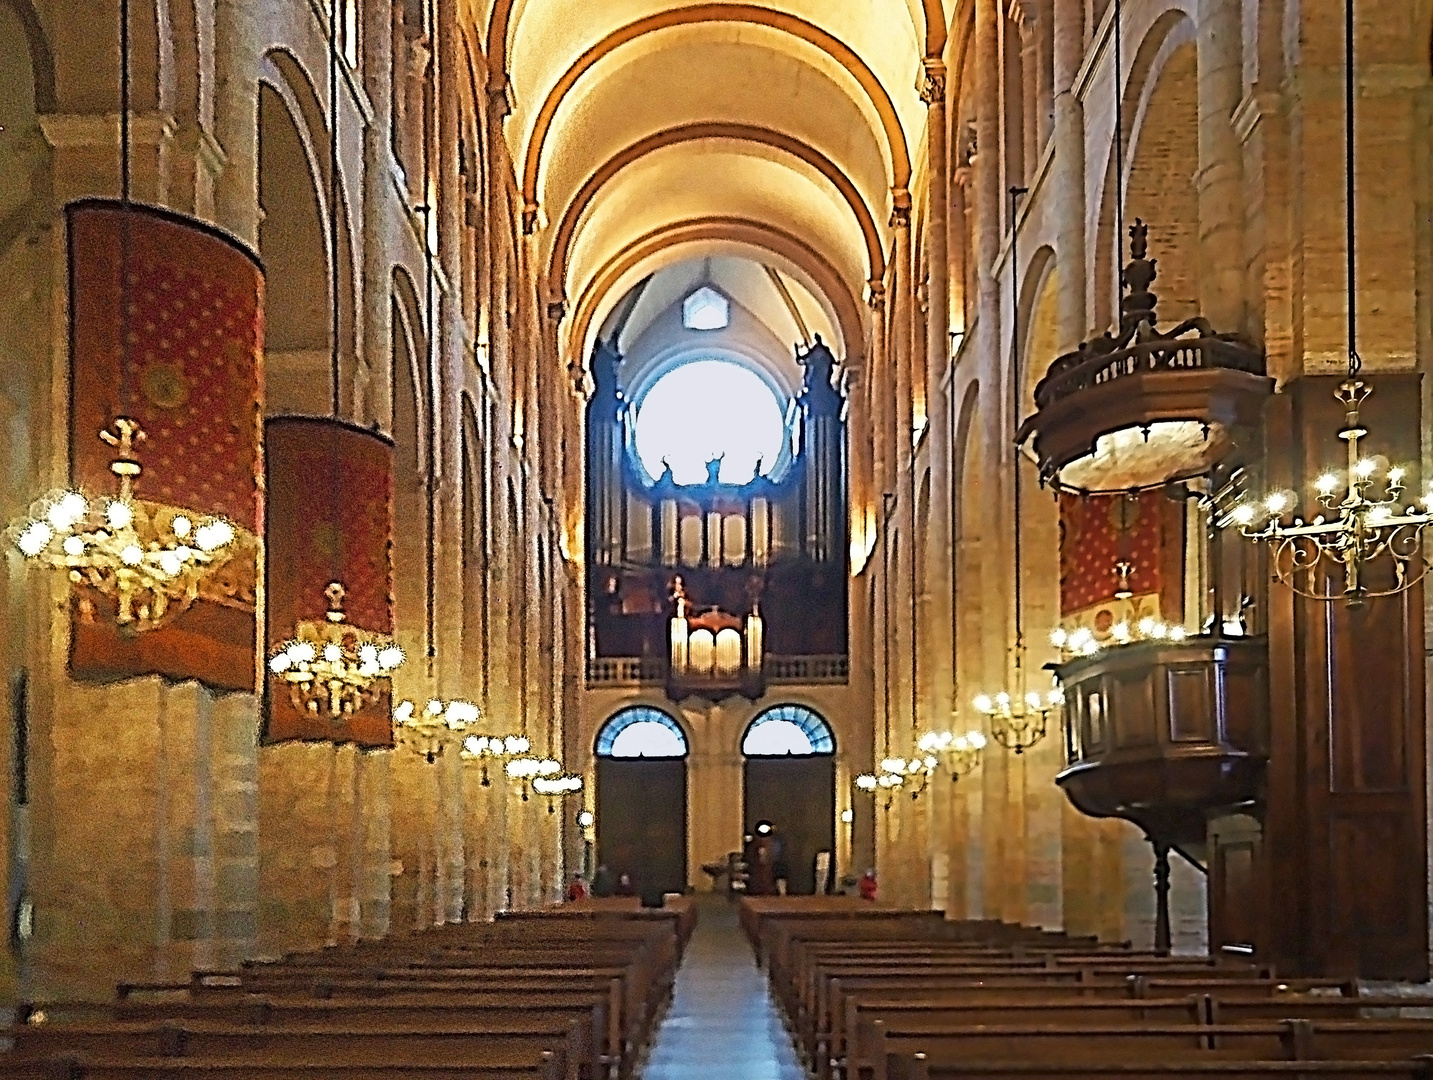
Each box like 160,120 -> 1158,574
586,338 -> 848,700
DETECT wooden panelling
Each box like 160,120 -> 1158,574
1263,373 -> 1428,980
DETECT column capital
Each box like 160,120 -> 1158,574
919,59 -> 947,106
486,75 -> 513,119
889,192 -> 912,229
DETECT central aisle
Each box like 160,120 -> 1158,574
641,899 -> 806,1080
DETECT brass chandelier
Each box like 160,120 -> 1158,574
269,582 -> 404,717
460,731 -> 532,785
9,420 -> 243,630
1221,0 -> 1432,604
393,698 -> 481,762
917,729 -> 987,782
1223,379 -> 1432,603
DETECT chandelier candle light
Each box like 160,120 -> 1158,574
460,731 -> 532,786
269,582 -> 404,717
506,755 -> 580,804
918,729 -> 987,781
1223,0 -> 1432,604
1050,617 -> 1189,660
393,698 -> 482,763
972,186 -> 1061,755
9,419 -> 241,630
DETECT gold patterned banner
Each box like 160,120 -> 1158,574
264,416 -> 395,748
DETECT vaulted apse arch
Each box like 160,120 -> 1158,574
513,4 -> 913,226
568,218 -> 866,377
550,124 -> 885,313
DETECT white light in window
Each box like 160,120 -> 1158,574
607,720 -> 687,758
742,718 -> 815,756
634,359 -> 786,485
682,286 -> 730,330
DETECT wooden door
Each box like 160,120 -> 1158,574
744,756 -> 836,894
595,757 -> 687,896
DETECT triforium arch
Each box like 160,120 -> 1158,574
548,124 -> 886,313
1089,8 -> 1196,330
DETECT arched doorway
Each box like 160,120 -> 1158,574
594,706 -> 689,897
742,705 -> 836,894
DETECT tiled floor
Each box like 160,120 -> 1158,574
640,898 -> 807,1080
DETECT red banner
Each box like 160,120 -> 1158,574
265,417 -> 395,747
1058,490 -> 1184,620
67,200 -> 263,691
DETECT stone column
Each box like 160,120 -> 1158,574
402,37 -> 429,207
1019,15 -> 1039,182
357,750 -> 392,938
921,57 -> 955,787
870,293 -> 891,498
1035,0 -> 1055,154
1195,0 -> 1247,331
358,0 -> 396,430
212,0 -> 260,244
1052,0 -> 1087,351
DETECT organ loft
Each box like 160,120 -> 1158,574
2,0 -> 1433,1075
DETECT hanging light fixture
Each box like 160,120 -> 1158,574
268,582 -> 404,717
6,0 -> 248,632
460,731 -> 532,785
917,729 -> 987,782
972,186 -> 1060,755
1220,0 -> 1432,604
8,420 -> 242,629
391,697 -> 482,763
506,755 -> 569,802
855,755 -> 937,806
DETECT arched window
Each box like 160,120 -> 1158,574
742,704 -> 835,757
596,706 -> 689,759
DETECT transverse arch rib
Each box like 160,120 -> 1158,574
549,123 -> 888,313
515,3 -> 913,230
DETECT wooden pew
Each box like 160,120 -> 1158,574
855,1019 -> 1433,1080
5,903 -> 687,1080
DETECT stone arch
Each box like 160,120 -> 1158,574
951,378 -> 984,705
390,265 -> 429,472
258,50 -> 358,415
515,4 -> 913,223
569,217 -> 867,379
1016,244 -> 1058,406
489,0 -> 929,90
595,705 -> 690,758
742,703 -> 836,756
548,123 -> 886,312
1090,9 -> 1196,331
1018,260 -> 1061,640
391,266 -> 429,667
1,0 -> 55,112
